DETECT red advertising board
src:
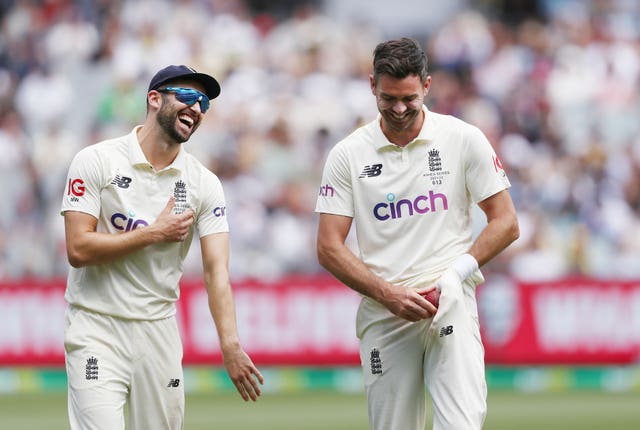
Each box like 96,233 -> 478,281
0,276 -> 362,366
0,279 -> 67,366
478,277 -> 640,364
176,276 -> 361,365
0,276 -> 639,366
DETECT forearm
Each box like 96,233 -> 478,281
317,214 -> 437,321
205,269 -> 241,353
65,200 -> 194,268
200,233 -> 262,401
318,242 -> 391,303
66,227 -> 159,268
468,212 -> 519,267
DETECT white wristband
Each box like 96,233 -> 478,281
452,253 -> 478,281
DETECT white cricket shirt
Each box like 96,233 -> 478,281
61,126 -> 228,320
315,106 -> 511,287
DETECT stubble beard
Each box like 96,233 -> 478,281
156,104 -> 195,144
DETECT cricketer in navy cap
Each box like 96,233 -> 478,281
148,65 -> 221,100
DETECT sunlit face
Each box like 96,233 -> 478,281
154,81 -> 207,144
371,74 -> 430,135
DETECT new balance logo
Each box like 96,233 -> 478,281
370,348 -> 382,375
111,175 -> 132,189
167,379 -> 181,388
439,325 -> 454,337
359,164 -> 383,178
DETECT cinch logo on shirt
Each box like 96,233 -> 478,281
110,211 -> 149,231
213,206 -> 226,217
319,184 -> 335,197
373,191 -> 448,221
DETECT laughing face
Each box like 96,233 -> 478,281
155,82 -> 206,144
371,73 -> 430,143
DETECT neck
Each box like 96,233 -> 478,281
136,125 -> 180,170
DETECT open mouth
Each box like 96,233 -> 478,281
177,114 -> 196,133
178,114 -> 194,127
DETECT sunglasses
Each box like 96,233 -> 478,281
157,87 -> 210,113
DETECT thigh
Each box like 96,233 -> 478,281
425,283 -> 487,430
129,316 -> 184,430
359,315 -> 429,430
65,307 -> 130,430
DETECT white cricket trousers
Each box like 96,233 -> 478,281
357,277 -> 487,430
64,306 -> 184,430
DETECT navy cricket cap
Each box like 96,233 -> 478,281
148,65 -> 221,99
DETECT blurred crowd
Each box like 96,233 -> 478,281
0,0 -> 639,282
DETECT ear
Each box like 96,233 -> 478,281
369,74 -> 376,95
147,90 -> 163,110
423,75 -> 432,94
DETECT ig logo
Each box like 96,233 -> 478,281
67,178 -> 85,197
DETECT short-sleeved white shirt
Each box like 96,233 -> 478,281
61,126 -> 228,320
315,106 -> 510,287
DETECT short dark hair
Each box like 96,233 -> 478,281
372,37 -> 428,83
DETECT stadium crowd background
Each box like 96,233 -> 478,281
0,0 -> 639,282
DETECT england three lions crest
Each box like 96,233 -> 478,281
173,180 -> 191,214
423,148 -> 450,186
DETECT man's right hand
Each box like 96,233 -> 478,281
150,197 -> 195,242
380,284 -> 439,322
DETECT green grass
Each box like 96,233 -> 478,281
485,391 -> 640,430
1,390 -> 638,429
